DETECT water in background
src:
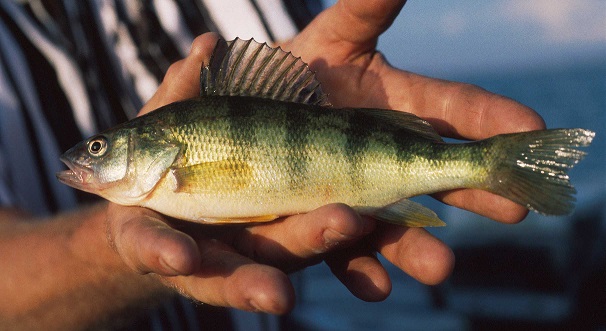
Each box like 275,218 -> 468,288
285,60 -> 606,330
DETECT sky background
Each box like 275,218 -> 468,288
323,0 -> 606,77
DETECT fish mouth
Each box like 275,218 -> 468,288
56,157 -> 94,191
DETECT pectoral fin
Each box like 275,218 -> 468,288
371,199 -> 446,227
172,159 -> 252,193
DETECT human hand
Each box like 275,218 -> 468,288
276,0 -> 547,302
108,33 -> 448,314
106,0 -> 545,314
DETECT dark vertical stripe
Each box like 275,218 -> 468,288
344,109 -> 374,190
284,102 -> 310,191
135,1 -> 183,76
61,1 -> 116,128
226,96 -> 257,162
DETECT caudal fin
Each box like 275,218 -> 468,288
484,128 -> 594,215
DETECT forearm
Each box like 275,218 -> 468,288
0,203 -> 171,330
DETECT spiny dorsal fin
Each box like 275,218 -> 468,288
201,38 -> 331,106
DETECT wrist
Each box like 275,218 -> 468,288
66,202 -> 168,295
0,203 -> 169,329
67,202 -> 124,270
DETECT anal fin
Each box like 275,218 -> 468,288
371,199 -> 446,227
198,215 -> 280,224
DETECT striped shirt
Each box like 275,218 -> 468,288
0,0 -> 321,330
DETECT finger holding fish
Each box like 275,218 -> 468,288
106,203 -> 295,313
227,204 -> 375,268
166,237 -> 295,314
105,193 -> 451,306
105,202 -> 389,311
323,218 -> 454,299
139,33 -> 221,115
106,203 -> 201,276
325,240 -> 392,302
373,224 -> 455,286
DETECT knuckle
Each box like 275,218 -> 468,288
322,203 -> 359,223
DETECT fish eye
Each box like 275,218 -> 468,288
87,136 -> 108,156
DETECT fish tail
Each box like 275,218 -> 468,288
482,128 -> 594,215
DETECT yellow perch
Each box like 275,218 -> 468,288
57,38 -> 595,227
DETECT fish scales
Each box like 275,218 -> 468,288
131,96 -> 482,220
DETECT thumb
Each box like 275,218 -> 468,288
106,204 -> 201,276
289,0 -> 406,57
327,0 -> 407,44
139,32 -> 220,115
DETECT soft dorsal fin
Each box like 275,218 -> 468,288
355,108 -> 444,142
201,38 -> 331,106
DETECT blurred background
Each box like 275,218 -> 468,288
285,0 -> 606,330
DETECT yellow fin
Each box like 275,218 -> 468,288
172,159 -> 252,193
372,199 -> 446,227
198,215 -> 280,224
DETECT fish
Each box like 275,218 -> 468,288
56,38 -> 595,227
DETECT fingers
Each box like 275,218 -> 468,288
373,224 -> 455,286
139,32 -> 221,115
296,1 -> 546,141
323,0 -> 407,46
106,204 -> 295,313
389,72 -> 546,140
167,238 -> 295,314
325,243 -> 392,302
283,0 -> 406,63
229,204 -> 376,272
105,204 -> 200,276
434,189 -> 529,224
227,204 -> 396,302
